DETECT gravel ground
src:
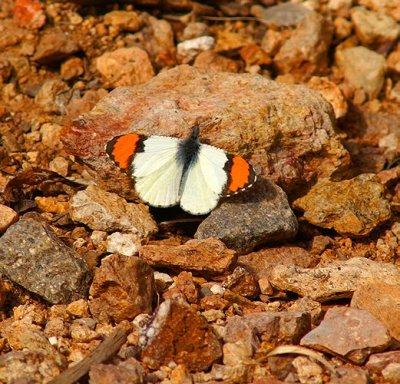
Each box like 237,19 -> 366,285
1,0 -> 400,383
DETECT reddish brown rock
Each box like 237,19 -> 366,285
61,57 -> 84,81
301,306 -> 391,364
224,311 -> 311,351
13,0 -> 46,30
32,27 -> 79,64
366,351 -> 400,372
274,13 -> 332,81
89,254 -> 155,322
294,174 -> 391,236
200,294 -> 229,311
174,271 -> 199,304
139,238 -> 236,276
238,245 -> 317,279
222,266 -> 259,298
140,299 -> 222,371
89,358 -> 146,384
0,204 -> 18,233
351,281 -> 400,341
240,44 -> 271,67
61,65 -> 349,199
95,47 -> 155,88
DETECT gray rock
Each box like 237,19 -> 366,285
70,185 -> 157,237
301,306 -> 391,364
268,257 -> 400,302
335,46 -> 386,100
0,215 -> 91,304
250,3 -> 313,27
195,179 -> 298,254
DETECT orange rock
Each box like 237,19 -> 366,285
13,0 -> 46,30
35,196 -> 69,214
240,44 -> 271,66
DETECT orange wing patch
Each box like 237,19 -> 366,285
106,133 -> 140,170
227,155 -> 252,194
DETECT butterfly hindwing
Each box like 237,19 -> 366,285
224,154 -> 257,196
180,144 -> 229,215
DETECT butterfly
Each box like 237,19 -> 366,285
105,126 -> 257,215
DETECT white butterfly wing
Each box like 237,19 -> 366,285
133,136 -> 184,207
180,144 -> 228,215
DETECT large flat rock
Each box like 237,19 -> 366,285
62,65 -> 349,199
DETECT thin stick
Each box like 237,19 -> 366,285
49,325 -> 130,384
